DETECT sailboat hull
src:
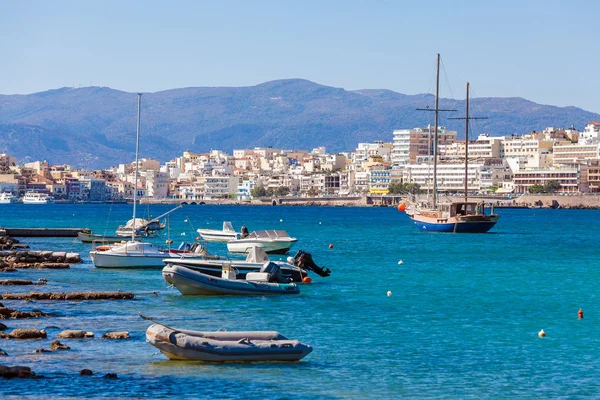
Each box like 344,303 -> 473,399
409,215 -> 499,233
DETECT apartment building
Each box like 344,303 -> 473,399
392,126 -> 457,167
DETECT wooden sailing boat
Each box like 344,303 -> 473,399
406,55 -> 500,233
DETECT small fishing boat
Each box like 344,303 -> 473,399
197,221 -> 240,242
227,230 -> 297,254
162,261 -> 300,295
163,247 -> 331,282
144,319 -> 312,362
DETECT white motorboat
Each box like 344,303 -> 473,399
197,221 -> 240,242
227,230 -> 298,254
0,192 -> 17,204
145,319 -> 312,362
163,262 -> 300,296
22,191 -> 53,204
163,246 -> 331,282
90,240 -> 211,269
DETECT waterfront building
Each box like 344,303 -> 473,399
512,166 -> 580,193
441,134 -> 503,160
403,161 -> 486,193
581,122 -> 600,142
145,170 -> 169,199
582,160 -> 600,193
368,165 -> 391,195
352,141 -> 393,170
0,154 -> 16,173
552,141 -> 600,165
392,126 -> 457,167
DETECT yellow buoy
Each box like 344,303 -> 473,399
538,329 -> 546,338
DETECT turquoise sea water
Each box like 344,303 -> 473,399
1,204 -> 600,398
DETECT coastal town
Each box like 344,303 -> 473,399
1,121 -> 600,203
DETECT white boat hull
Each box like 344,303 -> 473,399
197,229 -> 239,242
227,238 -> 297,254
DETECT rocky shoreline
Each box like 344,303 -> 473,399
0,232 -> 134,379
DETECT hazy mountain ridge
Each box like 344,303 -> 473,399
0,79 -> 598,169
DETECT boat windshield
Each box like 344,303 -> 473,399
248,230 -> 290,239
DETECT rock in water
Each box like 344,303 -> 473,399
0,366 -> 35,378
8,328 -> 47,339
50,340 -> 70,350
57,330 -> 92,339
80,369 -> 93,376
102,331 -> 130,339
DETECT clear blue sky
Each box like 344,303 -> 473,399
1,0 -> 599,113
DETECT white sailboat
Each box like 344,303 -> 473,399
90,94 -> 205,268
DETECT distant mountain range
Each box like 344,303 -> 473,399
1,79 -> 599,169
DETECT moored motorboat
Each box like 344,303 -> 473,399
197,221 -> 240,242
78,231 -> 139,244
0,192 -> 17,204
227,230 -> 297,254
145,321 -> 312,362
162,262 -> 300,295
22,191 -> 53,204
163,247 -> 331,282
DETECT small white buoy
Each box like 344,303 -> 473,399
387,291 -> 392,297
319,222 -> 322,225
184,219 -> 188,222
280,219 -> 283,222
538,329 -> 546,338
181,232 -> 186,236
398,260 -> 404,265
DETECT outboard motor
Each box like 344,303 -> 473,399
293,250 -> 331,277
260,261 -> 292,283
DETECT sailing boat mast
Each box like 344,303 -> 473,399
132,93 -> 142,242
432,53 -> 440,208
464,82 -> 469,203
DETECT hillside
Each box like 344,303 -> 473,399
0,79 -> 598,169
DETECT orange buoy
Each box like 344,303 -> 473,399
397,203 -> 406,212
578,309 -> 584,319
328,244 -> 333,249
302,276 -> 312,284
196,236 -> 201,241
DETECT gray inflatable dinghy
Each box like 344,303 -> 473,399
146,322 -> 312,362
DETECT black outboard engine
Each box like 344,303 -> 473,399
260,261 -> 292,283
293,250 -> 331,277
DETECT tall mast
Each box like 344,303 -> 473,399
449,82 -> 486,204
132,93 -> 142,241
433,53 -> 440,208
464,82 -> 469,203
417,53 -> 455,207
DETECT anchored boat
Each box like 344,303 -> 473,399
145,320 -> 312,362
162,261 -> 300,295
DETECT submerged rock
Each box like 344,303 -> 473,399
79,369 -> 93,376
104,373 -> 118,379
0,365 -> 36,378
0,291 -> 134,301
57,330 -> 94,339
34,348 -> 51,353
6,328 -> 47,339
0,279 -> 38,285
0,307 -> 47,320
0,323 -> 6,331
102,331 -> 130,340
50,340 -> 70,350
0,348 -> 7,356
